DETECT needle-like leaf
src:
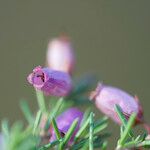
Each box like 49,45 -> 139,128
20,100 -> 34,124
119,113 -> 136,146
33,110 -> 42,135
51,118 -> 61,140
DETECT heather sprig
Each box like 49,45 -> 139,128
1,77 -> 109,150
1,36 -> 150,150
1,77 -> 150,150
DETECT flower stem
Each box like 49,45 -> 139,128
89,112 -> 94,150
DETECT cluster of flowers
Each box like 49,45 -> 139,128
27,35 -> 150,144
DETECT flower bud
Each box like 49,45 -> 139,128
90,83 -> 143,125
46,36 -> 75,74
49,108 -> 83,143
27,66 -> 72,97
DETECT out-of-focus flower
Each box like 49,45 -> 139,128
49,108 -> 83,143
46,35 -> 75,74
27,66 -> 72,97
0,133 -> 4,150
90,83 -> 143,125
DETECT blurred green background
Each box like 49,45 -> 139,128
0,0 -> 150,149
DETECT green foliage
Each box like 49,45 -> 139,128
20,100 -> 34,125
1,77 -> 150,150
115,104 -> 150,150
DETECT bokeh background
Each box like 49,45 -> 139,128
0,0 -> 150,149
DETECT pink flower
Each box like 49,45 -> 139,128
49,108 -> 83,143
27,66 -> 72,97
46,35 -> 75,74
90,83 -> 143,125
0,134 -> 4,150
